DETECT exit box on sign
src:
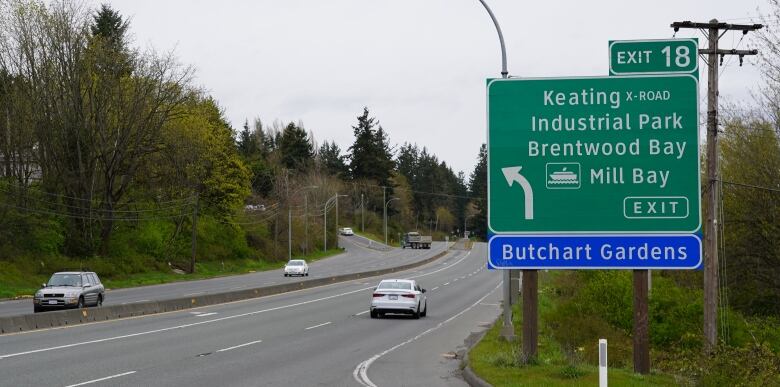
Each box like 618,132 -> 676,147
624,196 -> 689,219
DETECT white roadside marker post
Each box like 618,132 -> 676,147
599,339 -> 608,387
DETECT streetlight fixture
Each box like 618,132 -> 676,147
288,185 -> 318,261
323,193 -> 348,251
384,197 -> 400,246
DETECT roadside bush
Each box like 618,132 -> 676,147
649,275 -> 703,349
698,344 -> 780,386
197,216 -> 252,261
545,271 -> 707,369
135,220 -> 175,257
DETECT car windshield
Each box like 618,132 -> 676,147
47,274 -> 82,287
288,260 -> 304,266
377,281 -> 412,290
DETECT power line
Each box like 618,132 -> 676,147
0,181 -> 196,205
718,178 -> 780,193
0,201 -> 191,221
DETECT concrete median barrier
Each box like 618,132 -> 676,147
0,247 -> 453,334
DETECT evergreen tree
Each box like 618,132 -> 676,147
318,140 -> 349,179
237,119 -> 259,157
279,122 -> 313,171
469,144 -> 488,239
348,107 -> 394,186
396,143 -> 419,187
91,4 -> 129,49
252,118 -> 270,158
90,4 -> 130,74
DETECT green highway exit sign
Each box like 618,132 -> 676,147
487,75 -> 700,234
609,39 -> 698,75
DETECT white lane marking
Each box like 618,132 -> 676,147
305,321 -> 332,330
216,339 -> 262,352
196,312 -> 217,317
0,249 -> 474,360
453,278 -> 459,282
65,371 -> 136,387
183,292 -> 203,296
443,282 -> 450,286
353,282 -> 501,387
431,287 -> 439,291
355,310 -> 370,316
0,286 -> 370,360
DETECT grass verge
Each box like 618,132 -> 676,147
467,273 -> 678,386
353,230 -> 391,246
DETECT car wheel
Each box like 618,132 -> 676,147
284,274 -> 288,277
413,304 -> 420,319
96,295 -> 103,307
305,273 -> 309,277
370,310 -> 377,319
33,305 -> 41,313
421,303 -> 427,317
77,297 -> 84,309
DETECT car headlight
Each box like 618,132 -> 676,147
34,291 -> 42,299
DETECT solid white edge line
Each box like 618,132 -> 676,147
216,339 -> 262,352
355,310 -> 370,316
352,281 -> 502,387
65,371 -> 136,387
0,249 -> 473,360
431,287 -> 439,291
196,312 -> 217,317
305,321 -> 332,330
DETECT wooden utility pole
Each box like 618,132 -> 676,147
670,19 -> 762,351
522,270 -> 538,360
633,270 -> 650,374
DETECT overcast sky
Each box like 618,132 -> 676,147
101,0 -> 769,177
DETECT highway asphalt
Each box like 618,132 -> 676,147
0,235 -> 445,318
0,242 -> 501,387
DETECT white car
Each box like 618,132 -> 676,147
370,279 -> 427,319
340,227 -> 354,236
284,259 -> 309,277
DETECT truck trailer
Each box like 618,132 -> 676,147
402,232 -> 432,249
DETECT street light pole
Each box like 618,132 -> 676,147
476,0 -> 515,343
288,185 -> 318,261
323,193 -> 347,251
361,193 -> 364,233
384,197 -> 399,246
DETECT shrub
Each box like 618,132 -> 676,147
560,364 -> 586,379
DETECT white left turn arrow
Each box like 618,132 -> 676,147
502,166 -> 534,220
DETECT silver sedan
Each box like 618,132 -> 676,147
370,279 -> 427,319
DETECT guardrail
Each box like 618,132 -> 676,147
0,248 -> 452,334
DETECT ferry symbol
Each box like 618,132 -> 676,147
546,163 -> 581,189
